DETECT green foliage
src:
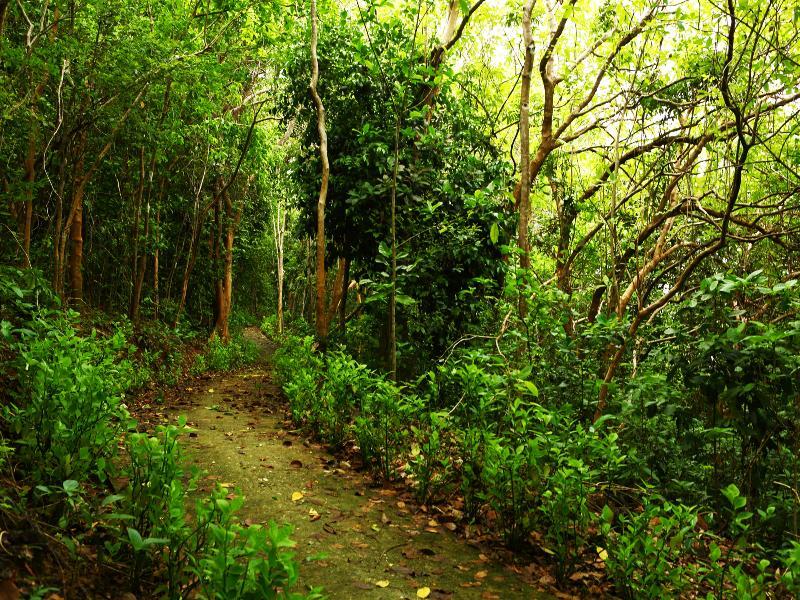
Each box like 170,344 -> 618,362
102,417 -> 314,599
274,335 -> 323,424
3,317 -> 132,484
0,271 -> 311,597
600,499 -> 701,599
354,379 -> 415,480
191,493 -> 319,600
408,411 -> 455,505
192,334 -> 260,374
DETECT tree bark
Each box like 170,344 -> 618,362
310,0 -> 330,348
130,148 -> 147,323
516,0 -> 535,318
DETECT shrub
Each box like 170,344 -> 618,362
274,335 -> 322,424
600,498 -> 701,599
353,379 -> 416,480
4,319 -> 132,484
190,492 -> 321,600
316,351 -> 372,447
408,410 -> 455,505
192,334 -> 259,374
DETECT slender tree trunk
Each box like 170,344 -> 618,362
68,179 -> 87,304
310,0 -> 330,347
273,198 -> 286,333
153,209 -> 160,320
517,0 -> 535,318
339,259 -> 350,331
213,190 -> 241,341
0,0 -> 9,36
388,116 -> 401,379
20,126 -> 38,268
130,148 -> 147,322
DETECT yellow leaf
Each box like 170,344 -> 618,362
375,580 -> 390,588
208,388 -> 214,393
417,587 -> 431,598
291,491 -> 304,502
597,546 -> 608,561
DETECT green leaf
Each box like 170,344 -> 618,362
127,527 -> 145,551
489,223 -> 499,244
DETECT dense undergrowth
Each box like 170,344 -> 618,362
0,267 -> 318,599
269,272 -> 800,599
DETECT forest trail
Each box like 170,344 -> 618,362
165,328 -> 549,600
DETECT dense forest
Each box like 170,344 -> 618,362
1,0 -> 800,597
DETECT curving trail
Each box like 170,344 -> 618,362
166,328 -> 551,600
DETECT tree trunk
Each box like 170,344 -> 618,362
516,0 -> 535,318
130,148 -> 147,323
339,259 -> 350,331
68,179 -> 86,304
310,0 -> 330,348
153,209 -> 160,320
272,197 -> 286,334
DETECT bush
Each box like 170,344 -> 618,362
3,318 -> 132,484
103,418 -> 315,599
191,333 -> 260,374
274,335 -> 322,424
600,498 -> 701,598
354,379 -> 416,480
407,410 -> 454,504
191,493 -> 320,600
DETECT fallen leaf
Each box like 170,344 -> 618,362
416,587 -> 431,599
309,508 -> 320,521
475,570 -> 488,579
481,593 -> 500,600
596,546 -> 608,561
208,388 -> 214,393
290,459 -> 303,468
291,491 -> 304,502
375,580 -> 390,588
443,522 -> 456,531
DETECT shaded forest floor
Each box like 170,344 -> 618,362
138,329 -> 556,599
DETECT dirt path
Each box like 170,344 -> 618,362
166,329 -> 549,599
